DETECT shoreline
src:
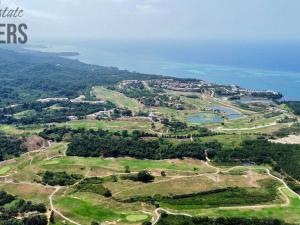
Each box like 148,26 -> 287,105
17,43 -> 300,101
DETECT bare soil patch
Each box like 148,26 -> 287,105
271,135 -> 300,144
23,135 -> 49,151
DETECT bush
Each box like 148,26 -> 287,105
40,171 -> 83,186
121,171 -> 155,183
137,171 -> 155,183
74,177 -> 112,197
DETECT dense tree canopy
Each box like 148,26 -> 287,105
283,101 -> 300,115
40,127 -> 220,160
0,191 -> 47,225
215,139 -> 300,180
157,214 -> 290,225
40,171 -> 83,186
0,101 -> 116,125
0,133 -> 26,161
66,132 -> 219,160
0,48 -> 163,108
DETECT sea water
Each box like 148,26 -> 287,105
27,39 -> 300,100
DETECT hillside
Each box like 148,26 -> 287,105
0,48 -> 163,107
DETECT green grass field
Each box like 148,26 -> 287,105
54,196 -> 126,223
221,114 -> 284,129
199,134 -> 257,148
0,124 -> 43,136
0,183 -> 53,206
92,86 -> 144,112
41,156 -> 215,175
0,166 -> 11,175
53,192 -> 150,224
160,179 -> 281,210
57,119 -> 152,132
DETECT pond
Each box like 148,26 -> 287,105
187,105 -> 245,124
235,97 -> 273,104
208,106 -> 245,120
187,112 -> 224,124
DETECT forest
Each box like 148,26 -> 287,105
65,132 -> 220,160
66,134 -> 215,160
40,127 -> 220,160
215,139 -> 300,180
0,48 -> 163,108
156,214 -> 290,225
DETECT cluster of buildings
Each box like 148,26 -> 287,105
148,79 -> 282,99
37,97 -> 104,104
238,88 -> 282,98
119,80 -> 144,89
86,109 -> 115,120
148,79 -> 211,92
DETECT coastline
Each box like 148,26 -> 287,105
22,42 -> 300,101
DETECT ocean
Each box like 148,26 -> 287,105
28,39 -> 300,100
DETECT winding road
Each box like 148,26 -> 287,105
1,142 -> 299,225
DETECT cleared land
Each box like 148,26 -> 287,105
92,86 -> 144,112
58,119 -> 153,132
0,124 -> 42,136
271,135 -> 300,144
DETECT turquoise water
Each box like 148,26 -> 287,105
28,40 -> 300,100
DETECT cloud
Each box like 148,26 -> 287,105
4,0 -> 300,41
133,0 -> 168,14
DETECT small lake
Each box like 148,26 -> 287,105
187,112 -> 223,124
187,105 -> 245,124
235,97 -> 273,104
208,106 -> 245,120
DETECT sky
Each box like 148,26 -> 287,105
2,0 -> 300,41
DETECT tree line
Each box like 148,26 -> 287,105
0,101 -> 115,125
215,139 -> 300,181
66,133 -> 219,160
283,101 -> 300,115
40,127 -> 221,160
0,133 -> 26,161
157,214 -> 290,225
